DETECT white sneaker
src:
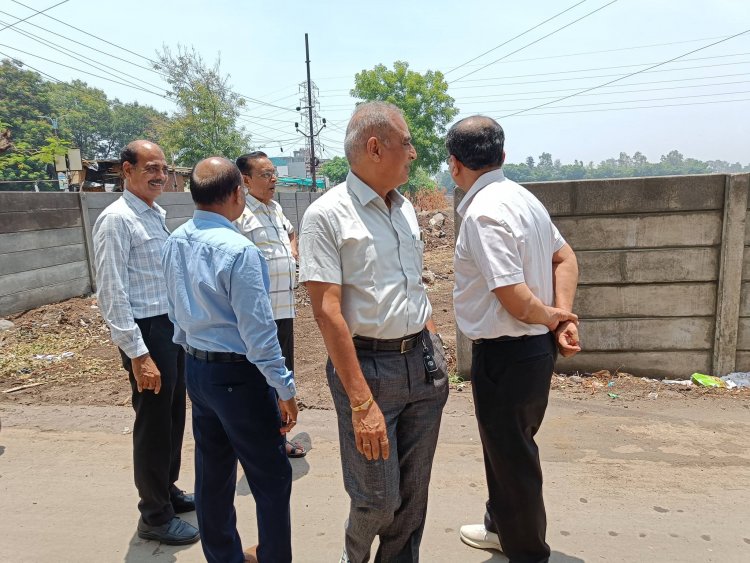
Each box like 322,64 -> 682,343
459,524 -> 502,551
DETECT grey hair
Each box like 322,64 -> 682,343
343,101 -> 404,163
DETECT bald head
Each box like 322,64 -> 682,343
344,101 -> 404,164
189,156 -> 243,206
446,115 -> 505,171
121,140 -> 164,167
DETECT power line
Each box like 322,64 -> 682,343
445,0 -> 588,75
0,23 -> 170,96
496,96 -> 750,118
0,45 -> 168,98
501,28 -> 750,118
0,0 -> 67,32
450,0 -> 619,83
10,0 -> 155,64
0,8 -> 161,76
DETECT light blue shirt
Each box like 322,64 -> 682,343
162,210 -> 296,400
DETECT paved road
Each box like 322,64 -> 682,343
1,392 -> 749,562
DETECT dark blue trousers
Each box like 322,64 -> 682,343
186,355 -> 292,563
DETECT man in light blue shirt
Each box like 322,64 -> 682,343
162,156 -> 298,563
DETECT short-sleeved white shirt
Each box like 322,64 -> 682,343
454,169 -> 566,340
298,171 -> 431,339
235,195 -> 296,320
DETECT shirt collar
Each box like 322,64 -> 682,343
123,188 -> 165,217
193,209 -> 241,232
347,171 -> 405,209
244,193 -> 273,211
455,168 -> 506,218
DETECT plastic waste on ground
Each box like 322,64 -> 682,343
721,372 -> 750,389
690,372 -> 726,388
663,379 -> 693,386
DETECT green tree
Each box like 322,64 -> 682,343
102,101 -> 169,158
351,61 -> 459,177
318,156 -> 349,185
49,80 -> 111,159
0,59 -> 68,185
155,45 -> 251,166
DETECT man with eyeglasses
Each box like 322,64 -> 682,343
93,140 -> 198,545
235,151 -> 305,459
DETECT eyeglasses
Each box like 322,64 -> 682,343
141,165 -> 168,175
245,170 -> 279,180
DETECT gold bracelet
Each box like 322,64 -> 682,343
351,395 -> 374,412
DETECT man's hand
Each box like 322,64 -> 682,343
545,307 -> 578,332
132,354 -> 161,394
278,397 -> 299,435
555,319 -> 581,357
352,402 -> 389,461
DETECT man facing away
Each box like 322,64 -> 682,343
161,157 -> 298,563
299,101 -> 449,562
93,140 -> 198,545
235,151 -> 305,458
448,116 -> 580,563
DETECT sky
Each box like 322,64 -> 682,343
2,0 -> 749,165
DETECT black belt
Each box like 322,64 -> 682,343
185,345 -> 246,363
352,332 -> 422,353
473,335 -> 529,345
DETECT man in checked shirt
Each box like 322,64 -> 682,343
235,151 -> 306,459
93,140 -> 199,546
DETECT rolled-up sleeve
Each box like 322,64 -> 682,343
230,247 -> 296,400
298,205 -> 342,284
93,214 -> 148,359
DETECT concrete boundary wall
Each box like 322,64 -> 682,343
454,173 -> 750,379
0,190 -> 324,316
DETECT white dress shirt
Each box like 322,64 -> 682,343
298,171 -> 431,339
454,169 -> 566,340
235,194 -> 296,320
93,189 -> 170,358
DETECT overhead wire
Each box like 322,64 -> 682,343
445,0 -> 589,75
0,0 -> 68,32
450,0 -> 620,83
500,28 -> 750,118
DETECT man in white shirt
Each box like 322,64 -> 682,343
235,151 -> 305,458
299,101 -> 448,563
449,116 -> 580,563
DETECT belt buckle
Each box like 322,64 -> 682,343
401,336 -> 413,354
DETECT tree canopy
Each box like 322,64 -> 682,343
154,45 -> 251,166
318,156 -> 349,185
502,150 -> 750,183
351,61 -> 458,193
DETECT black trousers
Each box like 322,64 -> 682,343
471,332 -> 556,563
119,314 -> 186,526
275,317 -> 294,372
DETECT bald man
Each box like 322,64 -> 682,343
93,140 -> 198,545
162,157 -> 298,563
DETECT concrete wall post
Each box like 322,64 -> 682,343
713,174 -> 750,376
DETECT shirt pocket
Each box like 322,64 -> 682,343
413,238 -> 425,275
130,222 -> 164,258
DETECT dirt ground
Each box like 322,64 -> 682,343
1,207 -> 748,409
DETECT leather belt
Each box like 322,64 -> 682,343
473,335 -> 528,345
185,345 -> 246,363
352,332 -> 422,354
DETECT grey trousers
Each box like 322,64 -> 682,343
327,334 -> 448,563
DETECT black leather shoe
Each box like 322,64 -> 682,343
137,516 -> 200,545
171,490 -> 195,513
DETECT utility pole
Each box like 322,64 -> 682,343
295,33 -> 326,192
305,33 -> 316,190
